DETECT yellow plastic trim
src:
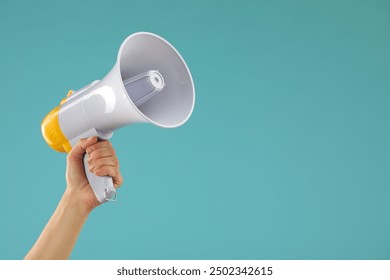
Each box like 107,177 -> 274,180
41,105 -> 72,153
60,90 -> 73,105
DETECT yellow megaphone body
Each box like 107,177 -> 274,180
41,32 -> 195,203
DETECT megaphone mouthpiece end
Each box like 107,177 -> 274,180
149,71 -> 165,90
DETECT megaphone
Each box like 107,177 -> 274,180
41,32 -> 195,203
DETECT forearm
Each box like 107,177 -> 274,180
24,190 -> 91,260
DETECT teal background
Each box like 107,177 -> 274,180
0,0 -> 389,259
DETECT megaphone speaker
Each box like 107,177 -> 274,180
42,32 -> 195,203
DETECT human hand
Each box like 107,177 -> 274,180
65,137 -> 123,211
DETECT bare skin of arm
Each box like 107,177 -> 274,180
24,137 -> 123,260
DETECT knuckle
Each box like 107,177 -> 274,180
90,149 -> 101,158
93,160 -> 103,169
95,167 -> 106,176
86,146 -> 94,154
99,141 -> 110,148
79,138 -> 87,147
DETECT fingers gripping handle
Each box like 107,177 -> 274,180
83,154 -> 117,203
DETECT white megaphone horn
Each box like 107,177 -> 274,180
41,32 -> 195,203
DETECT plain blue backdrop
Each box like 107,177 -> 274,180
0,0 -> 389,259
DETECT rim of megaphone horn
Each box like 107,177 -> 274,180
117,32 -> 195,128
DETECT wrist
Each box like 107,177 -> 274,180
63,188 -> 94,215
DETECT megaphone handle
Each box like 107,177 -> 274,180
83,154 -> 117,203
